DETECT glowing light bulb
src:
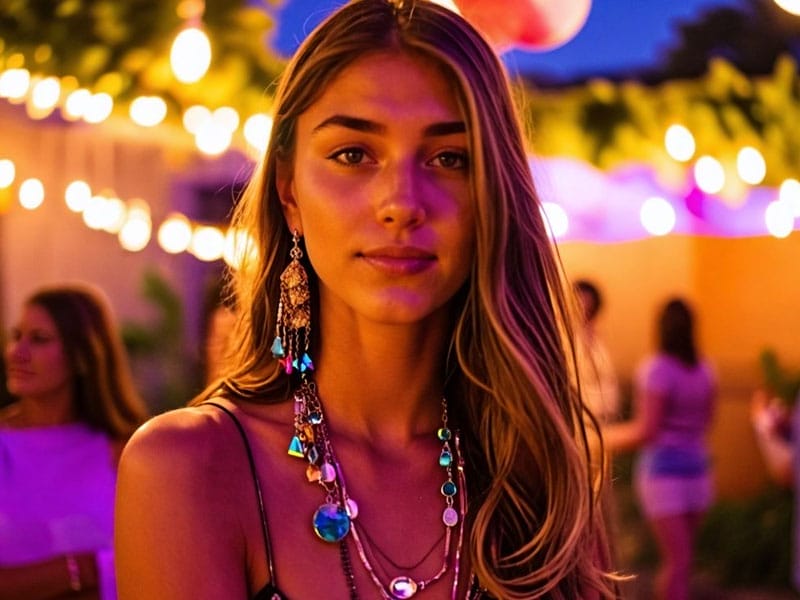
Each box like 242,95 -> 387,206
736,146 -> 766,185
190,226 -> 225,261
130,95 -> 168,127
774,0 -> 800,16
19,178 -> 44,210
0,159 -> 16,188
183,104 -> 211,134
244,113 -> 273,154
664,124 -> 695,162
213,106 -> 239,132
779,179 -> 800,217
195,119 -> 232,156
0,68 -> 31,100
170,26 -> 211,84
640,196 -> 676,236
64,88 -> 91,120
694,156 -> 725,195
31,76 -> 61,110
65,180 -> 92,212
540,202 -> 568,239
84,93 -> 113,123
158,213 -> 193,254
119,203 -> 152,252
765,200 -> 794,238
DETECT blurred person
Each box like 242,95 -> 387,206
751,388 -> 800,590
575,279 -> 620,424
115,1 -> 619,598
0,284 -> 148,599
604,298 -> 716,600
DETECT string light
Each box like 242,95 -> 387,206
170,1 -> 211,84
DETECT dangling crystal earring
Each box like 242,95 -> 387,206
271,230 -> 314,376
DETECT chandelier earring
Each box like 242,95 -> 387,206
271,230 -> 314,376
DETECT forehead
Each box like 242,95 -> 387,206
18,303 -> 59,332
304,50 -> 464,124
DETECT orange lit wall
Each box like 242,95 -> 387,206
560,233 -> 800,497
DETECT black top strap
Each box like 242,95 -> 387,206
204,402 -> 277,588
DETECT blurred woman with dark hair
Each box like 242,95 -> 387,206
605,298 -> 716,600
0,283 -> 148,599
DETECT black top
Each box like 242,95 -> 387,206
205,402 -> 288,600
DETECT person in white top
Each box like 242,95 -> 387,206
0,284 -> 148,599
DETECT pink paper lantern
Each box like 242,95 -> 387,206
455,0 -> 592,51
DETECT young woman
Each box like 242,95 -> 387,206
116,1 -> 617,598
604,298 -> 716,600
0,284 -> 148,599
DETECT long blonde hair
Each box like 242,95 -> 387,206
209,0 -> 616,596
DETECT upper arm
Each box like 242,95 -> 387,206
114,409 -> 248,600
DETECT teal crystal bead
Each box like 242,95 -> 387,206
313,503 -> 351,542
287,436 -> 304,458
271,336 -> 284,358
441,480 -> 457,497
439,450 -> 452,467
437,427 -> 451,441
300,352 -> 314,372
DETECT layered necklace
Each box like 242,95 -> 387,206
288,379 -> 468,599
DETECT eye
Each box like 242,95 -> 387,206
428,150 -> 468,170
329,147 -> 371,166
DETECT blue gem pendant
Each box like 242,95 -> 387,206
313,503 -> 351,542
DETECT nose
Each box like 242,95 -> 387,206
375,162 -> 426,230
5,338 -> 28,362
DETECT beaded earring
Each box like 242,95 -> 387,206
271,230 -> 314,375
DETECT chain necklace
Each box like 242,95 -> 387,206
288,380 -> 467,599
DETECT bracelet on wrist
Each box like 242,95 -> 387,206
65,554 -> 82,592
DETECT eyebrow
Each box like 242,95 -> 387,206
312,115 -> 466,137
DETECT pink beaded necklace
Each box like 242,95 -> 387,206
288,380 -> 468,599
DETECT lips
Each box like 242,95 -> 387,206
358,246 -> 436,275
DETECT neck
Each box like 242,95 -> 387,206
312,312 -> 452,446
4,394 -> 78,428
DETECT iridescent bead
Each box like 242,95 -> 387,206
320,462 -> 336,482
308,411 -> 322,424
270,336 -> 284,358
438,450 -> 452,467
437,427 -> 451,441
287,436 -> 304,458
313,503 -> 350,542
443,506 -> 459,526
441,480 -> 457,497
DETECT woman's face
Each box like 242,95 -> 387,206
278,50 -> 475,326
4,303 -> 73,400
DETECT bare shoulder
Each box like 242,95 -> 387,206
116,404 -> 251,598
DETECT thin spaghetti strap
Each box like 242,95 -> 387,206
204,402 -> 277,588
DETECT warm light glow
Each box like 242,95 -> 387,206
83,195 -> 109,230
213,106 -> 239,132
183,104 -> 211,134
640,196 -> 676,236
190,225 -> 225,261
694,156 -> 725,195
736,146 -> 766,185
158,213 -> 193,253
170,26 -> 211,84
765,199 -> 794,238
31,76 -> 60,110
540,202 -> 569,239
244,113 -> 273,154
101,197 -> 127,233
223,227 -> 259,269
774,0 -> 800,16
0,159 -> 15,188
83,93 -> 113,124
65,180 -> 92,212
664,124 -> 695,162
119,204 -> 152,252
129,95 -> 168,127
195,120 -> 232,156
430,0 -> 461,11
64,88 -> 91,120
18,178 -> 44,210
779,178 -> 800,217
0,68 -> 31,99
